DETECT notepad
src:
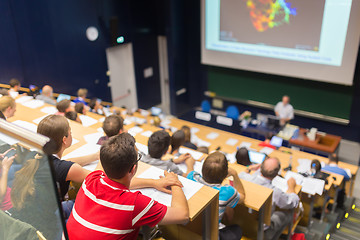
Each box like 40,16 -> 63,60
15,96 -> 33,103
260,147 -> 274,155
40,106 -> 58,114
128,126 -> 144,136
12,120 -> 37,132
190,127 -> 200,134
97,127 -> 104,133
239,142 -> 251,149
83,132 -> 104,144
226,153 -> 237,164
296,158 -> 311,173
177,160 -> 204,175
99,117 -> 105,123
301,178 -> 325,195
206,132 -> 219,140
22,99 -> 45,109
191,135 -> 211,147
179,147 -> 204,160
226,138 -> 238,146
141,131 -> 153,137
63,143 -> 101,160
284,171 -> 304,185
135,166 -> 204,206
272,176 -> 288,193
79,115 -> 98,127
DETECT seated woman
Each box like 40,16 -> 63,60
169,130 -> 191,164
235,147 -> 252,166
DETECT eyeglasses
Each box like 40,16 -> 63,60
129,152 -> 142,173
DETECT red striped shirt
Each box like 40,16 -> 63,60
66,170 -> 167,240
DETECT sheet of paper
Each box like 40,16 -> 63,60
128,126 -> 144,136
296,158 -> 312,173
170,127 -> 178,133
83,160 -> 99,172
134,117 -> 146,125
71,138 -> 79,146
206,132 -> 219,140
83,132 -> 104,144
190,127 -> 200,134
141,130 -> 153,137
191,135 -> 211,147
226,153 -> 237,164
99,117 -> 105,123
284,171 -> 304,185
177,160 -> 204,175
40,106 -> 58,114
22,99 -> 45,109
272,176 -> 288,193
63,143 -> 101,160
32,115 -> 49,125
12,120 -> 38,132
344,168 -> 352,178
123,118 -> 133,125
0,132 -> 18,145
260,147 -> 274,155
15,96 -> 33,103
79,115 -> 98,127
97,127 -> 104,133
136,142 -> 149,155
179,147 -> 204,160
226,138 -> 238,146
239,142 -> 252,149
135,166 -> 204,206
301,178 -> 325,195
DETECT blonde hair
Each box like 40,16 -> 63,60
37,115 -> 70,154
77,88 -> 88,98
181,126 -> 191,142
11,158 -> 40,209
0,96 -> 15,112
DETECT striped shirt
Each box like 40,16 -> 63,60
187,171 -> 240,223
66,170 -> 167,240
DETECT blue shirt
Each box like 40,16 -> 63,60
187,171 -> 240,223
322,164 -> 350,181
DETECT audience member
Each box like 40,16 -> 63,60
73,88 -> 88,105
65,111 -> 82,124
274,95 -> 294,125
187,152 -> 245,240
89,98 -> 104,115
97,115 -> 124,145
56,99 -> 73,116
197,146 -> 209,154
181,126 -> 197,150
235,147 -> 252,166
66,133 -> 189,240
0,151 -> 15,211
36,85 -> 56,105
74,102 -> 86,115
0,96 -> 16,119
142,130 -> 194,177
169,130 -> 192,164
259,133 -> 276,150
8,79 -> 21,98
323,154 -> 350,181
239,157 -> 299,240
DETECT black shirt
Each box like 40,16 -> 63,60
51,155 -> 75,199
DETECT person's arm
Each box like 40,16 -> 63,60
171,153 -> 190,164
130,172 -> 183,194
66,152 -> 99,167
273,177 -> 299,209
0,156 -> 14,204
223,207 -> 235,222
228,167 -> 245,204
159,172 -> 189,225
182,157 -> 195,177
66,163 -> 91,183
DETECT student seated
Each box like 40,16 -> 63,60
0,96 -> 16,119
75,102 -> 86,115
65,111 -> 82,124
142,130 -> 194,177
56,99 -> 73,116
322,153 -> 351,181
169,130 -> 191,164
66,133 -> 190,240
36,85 -> 56,105
197,146 -> 209,154
259,133 -> 276,150
235,147 -> 252,166
0,151 -> 15,211
187,152 -> 245,240
239,158 -> 299,240
8,78 -> 21,98
97,115 -> 125,145
89,98 -> 104,115
181,126 -> 197,150
73,88 -> 88,105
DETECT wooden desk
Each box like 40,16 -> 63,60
289,128 -> 341,155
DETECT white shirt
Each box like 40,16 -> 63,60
275,102 -> 294,120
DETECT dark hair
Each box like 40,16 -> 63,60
311,159 -> 322,173
261,158 -> 280,180
148,130 -> 170,159
181,126 -> 191,142
171,130 -> 185,154
56,99 -> 71,113
329,153 -> 339,164
9,78 -> 20,88
102,115 -> 124,137
75,103 -> 84,114
265,132 -> 274,141
202,152 -> 228,184
197,146 -> 208,154
235,147 -> 251,166
37,115 -> 69,154
100,133 -> 137,179
89,98 -> 97,110
65,111 -> 78,121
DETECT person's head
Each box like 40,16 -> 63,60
56,99 -> 72,113
75,102 -> 85,114
100,133 -> 139,179
329,153 -> 339,164
102,115 -> 124,138
235,147 -> 251,166
41,85 -> 53,97
171,130 -> 185,154
65,111 -> 79,122
89,98 -> 102,111
261,157 -> 281,180
77,88 -> 88,98
197,146 -> 209,154
265,132 -> 274,141
9,78 -> 20,90
148,130 -> 170,159
153,116 -> 161,127
181,126 -> 191,142
37,115 -> 72,154
311,159 -> 322,173
202,152 -> 228,184
0,96 -> 16,118
282,95 -> 290,105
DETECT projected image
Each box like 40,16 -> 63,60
246,0 -> 297,32
220,0 -> 325,51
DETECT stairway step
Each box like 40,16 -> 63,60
333,230 -> 360,240
330,233 -> 352,240
340,221 -> 360,232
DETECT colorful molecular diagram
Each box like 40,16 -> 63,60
245,0 -> 297,32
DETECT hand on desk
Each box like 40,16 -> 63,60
155,171 -> 183,194
249,164 -> 261,172
172,153 -> 191,164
